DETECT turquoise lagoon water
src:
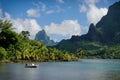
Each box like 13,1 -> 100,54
0,59 -> 120,80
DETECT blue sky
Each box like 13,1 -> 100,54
0,0 -> 119,42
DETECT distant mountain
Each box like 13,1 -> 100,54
54,1 -> 120,52
35,29 -> 57,46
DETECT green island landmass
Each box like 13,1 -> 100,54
0,19 -> 119,63
0,1 -> 120,63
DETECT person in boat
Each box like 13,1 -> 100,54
25,63 -> 35,66
32,63 -> 35,66
25,64 -> 28,66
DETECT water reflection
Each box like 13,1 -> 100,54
0,59 -> 120,80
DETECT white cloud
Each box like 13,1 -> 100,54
56,5 -> 64,13
46,10 -> 55,14
27,8 -> 40,17
87,5 -> 108,24
84,0 -> 99,4
103,0 -> 108,3
81,26 -> 89,35
45,5 -> 63,14
33,2 -> 46,12
80,5 -> 87,13
0,10 -> 41,39
42,4 -> 46,11
57,0 -> 64,3
32,1 -> 57,15
5,12 -> 11,20
12,18 -> 41,39
0,9 -> 2,18
80,0 -> 108,24
44,20 -> 81,37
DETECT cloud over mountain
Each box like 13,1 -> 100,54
80,0 -> 108,24
57,0 -> 64,3
87,5 -> 108,24
12,18 -> 41,39
27,8 -> 40,17
0,9 -> 41,39
44,20 -> 81,36
80,4 -> 87,13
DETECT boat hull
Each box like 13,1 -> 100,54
25,66 -> 37,68
25,64 -> 37,68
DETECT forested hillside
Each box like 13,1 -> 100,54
0,20 -> 80,62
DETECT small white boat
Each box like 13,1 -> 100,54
25,63 -> 37,68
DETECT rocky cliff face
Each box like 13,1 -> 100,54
85,23 -> 103,42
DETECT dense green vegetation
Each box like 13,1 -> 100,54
55,39 -> 120,59
78,44 -> 120,59
0,20 -> 79,62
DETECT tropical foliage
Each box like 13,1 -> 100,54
0,19 -> 78,62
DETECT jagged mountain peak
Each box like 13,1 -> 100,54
35,29 -> 56,46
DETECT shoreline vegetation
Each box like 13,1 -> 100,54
0,20 -> 82,63
0,18 -> 120,63
0,59 -> 81,64
1,2 -> 120,63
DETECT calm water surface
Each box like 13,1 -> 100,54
0,59 -> 120,80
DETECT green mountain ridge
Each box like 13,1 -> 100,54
54,1 -> 120,53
